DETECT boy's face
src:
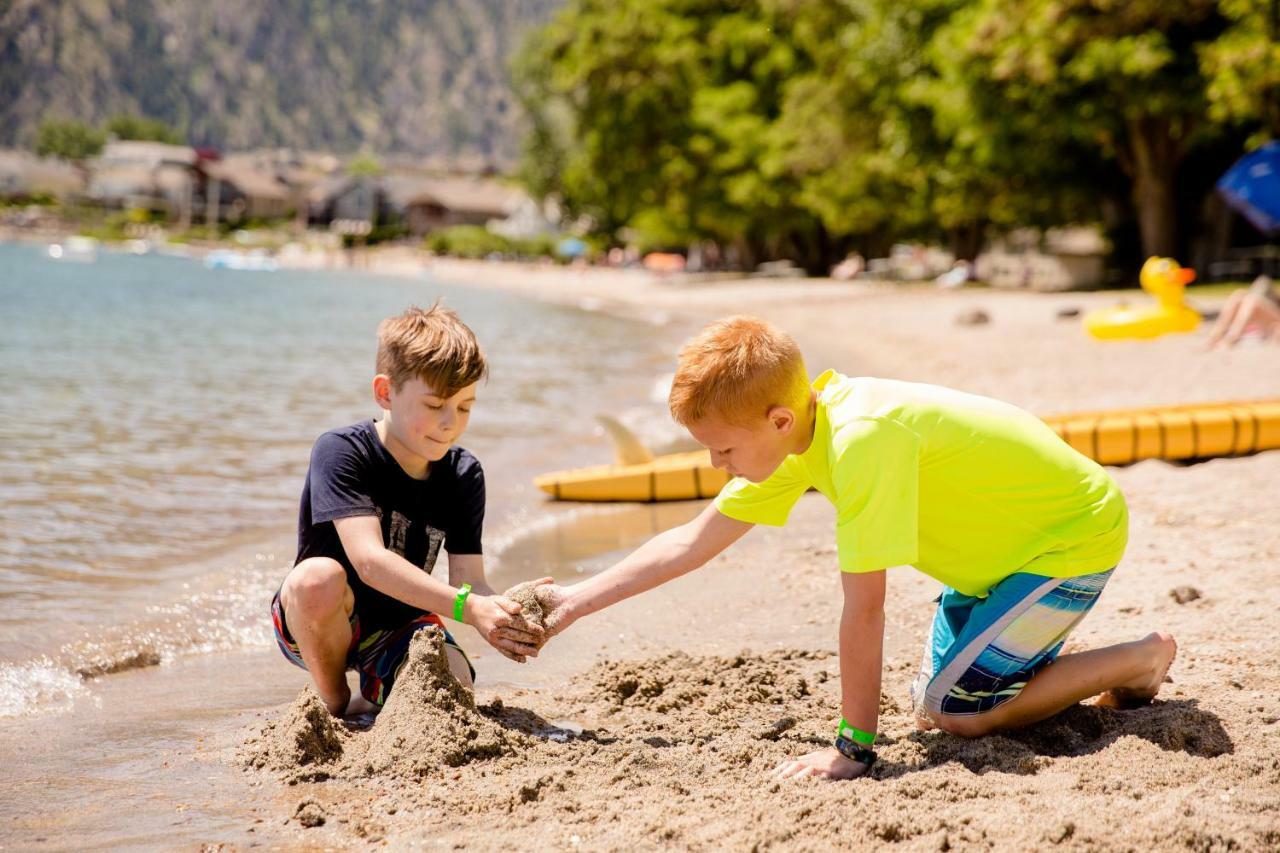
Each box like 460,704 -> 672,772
687,408 -> 798,483
374,375 -> 477,465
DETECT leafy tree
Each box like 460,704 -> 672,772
105,114 -> 184,144
942,0 -> 1229,260
34,119 -> 105,162
1201,0 -> 1280,143
517,0 -> 842,272
517,0 -> 1271,272
346,152 -> 384,177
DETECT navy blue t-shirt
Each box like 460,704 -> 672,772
294,420 -> 485,630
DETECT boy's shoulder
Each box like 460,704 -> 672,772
312,420 -> 379,458
311,421 -> 483,480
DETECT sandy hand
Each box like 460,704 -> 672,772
465,593 -> 544,662
502,580 -> 573,646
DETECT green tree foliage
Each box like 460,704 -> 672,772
516,0 -> 843,272
105,114 -> 183,144
519,0 -> 1273,271
1201,0 -> 1280,142
346,152 -> 385,178
34,119 -> 105,162
947,0 -> 1229,260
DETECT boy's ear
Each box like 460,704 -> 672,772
372,374 -> 393,410
767,405 -> 795,435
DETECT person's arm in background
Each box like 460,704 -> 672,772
1205,276 -> 1280,348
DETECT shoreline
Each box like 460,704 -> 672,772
4,239 -> 1280,849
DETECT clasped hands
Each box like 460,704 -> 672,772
464,579 -> 572,663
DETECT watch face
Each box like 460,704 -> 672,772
834,736 -> 877,765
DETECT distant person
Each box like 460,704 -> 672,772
1204,275 -> 1280,348
531,316 -> 1176,780
935,259 -> 974,289
271,304 -> 547,717
830,252 -> 865,280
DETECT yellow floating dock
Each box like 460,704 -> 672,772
536,399 -> 1280,502
535,449 -> 730,502
1041,399 -> 1280,467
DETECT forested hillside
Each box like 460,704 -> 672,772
0,0 -> 560,162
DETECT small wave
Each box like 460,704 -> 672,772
0,553 -> 283,718
0,658 -> 90,718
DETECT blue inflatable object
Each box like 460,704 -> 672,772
1217,141 -> 1280,236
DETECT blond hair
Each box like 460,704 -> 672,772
376,303 -> 487,395
669,316 -> 810,426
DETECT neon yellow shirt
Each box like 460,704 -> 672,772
714,371 -> 1128,597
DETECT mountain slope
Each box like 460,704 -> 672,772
0,0 -> 561,162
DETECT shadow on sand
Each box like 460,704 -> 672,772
881,699 -> 1232,778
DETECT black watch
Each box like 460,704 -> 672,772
834,735 -> 877,767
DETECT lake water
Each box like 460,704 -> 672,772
0,242 -> 701,717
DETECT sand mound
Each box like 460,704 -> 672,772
355,629 -> 526,777
245,628 -> 527,784
242,687 -> 349,782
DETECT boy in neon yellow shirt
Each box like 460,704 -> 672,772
535,316 -> 1177,780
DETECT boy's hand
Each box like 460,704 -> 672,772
531,583 -> 576,643
463,594 -> 544,662
770,747 -> 871,781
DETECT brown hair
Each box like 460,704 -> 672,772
668,316 -> 810,426
376,303 -> 487,395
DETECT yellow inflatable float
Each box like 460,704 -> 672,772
536,400 -> 1280,501
1084,257 -> 1201,340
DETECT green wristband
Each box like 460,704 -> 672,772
838,717 -> 876,746
453,583 -> 472,623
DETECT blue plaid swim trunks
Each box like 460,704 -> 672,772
911,568 -> 1113,718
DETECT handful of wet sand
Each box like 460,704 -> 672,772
503,581 -> 549,630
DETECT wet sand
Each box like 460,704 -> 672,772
6,258 -> 1280,849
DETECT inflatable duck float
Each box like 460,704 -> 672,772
1084,257 -> 1201,340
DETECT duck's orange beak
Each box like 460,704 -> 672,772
1178,267 -> 1196,285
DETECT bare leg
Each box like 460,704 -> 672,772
1204,289 -> 1245,349
445,645 -> 475,690
931,632 -> 1177,737
280,557 -> 356,717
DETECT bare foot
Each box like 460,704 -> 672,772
345,693 -> 380,716
1095,632 -> 1177,709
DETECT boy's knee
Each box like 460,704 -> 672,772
283,558 -> 350,619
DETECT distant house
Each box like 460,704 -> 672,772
308,176 -> 397,230
401,177 -> 527,236
200,160 -> 291,221
87,141 -> 199,215
0,149 -> 84,200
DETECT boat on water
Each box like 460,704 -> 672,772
203,249 -> 279,272
46,236 -> 99,263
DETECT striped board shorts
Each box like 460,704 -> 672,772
911,569 -> 1113,718
271,589 -> 475,706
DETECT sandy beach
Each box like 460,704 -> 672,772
5,251 -> 1280,850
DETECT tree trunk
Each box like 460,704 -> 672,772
949,220 -> 987,263
1126,116 -> 1181,260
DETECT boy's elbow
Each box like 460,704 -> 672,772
347,548 -> 385,583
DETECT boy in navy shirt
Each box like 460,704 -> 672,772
272,304 -> 545,717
